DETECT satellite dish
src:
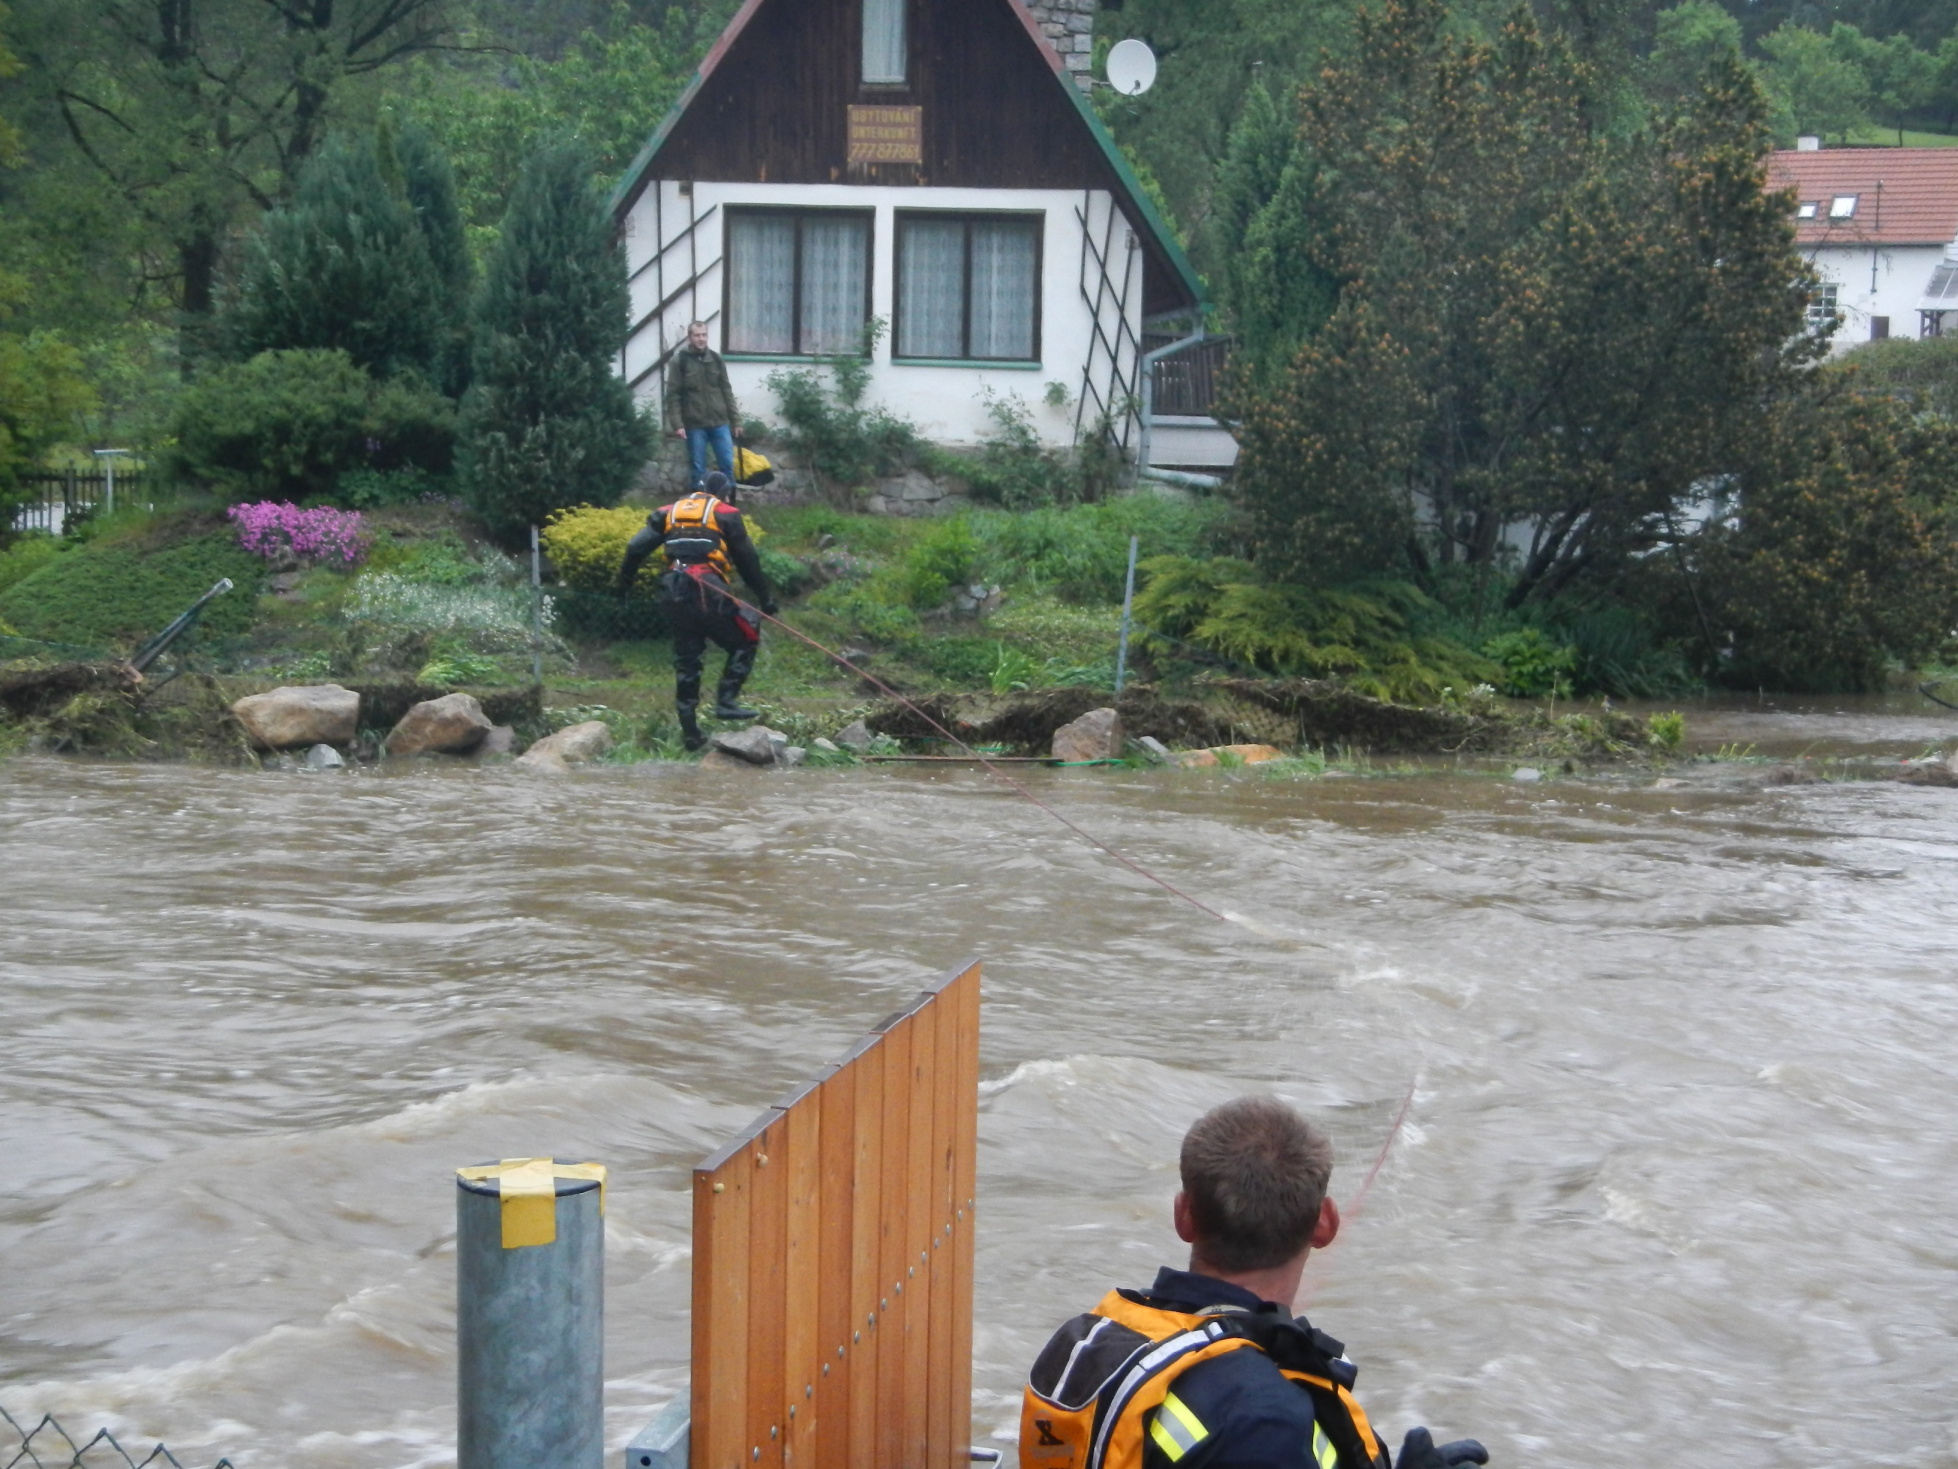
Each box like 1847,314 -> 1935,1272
1106,38 -> 1158,97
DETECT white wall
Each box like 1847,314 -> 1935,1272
619,181 -> 1146,448
1806,242 -> 1943,351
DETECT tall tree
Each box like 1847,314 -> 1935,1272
458,137 -> 652,545
1758,22 -> 1872,139
222,131 -> 447,382
392,120 -> 473,393
14,0 -> 455,341
1229,0 -> 1819,603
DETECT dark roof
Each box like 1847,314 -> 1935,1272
1768,148 -> 1958,247
608,0 -> 1202,315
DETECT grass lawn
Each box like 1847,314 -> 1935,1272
1843,126 -> 1958,147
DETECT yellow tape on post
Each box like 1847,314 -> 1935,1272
457,1158 -> 609,1249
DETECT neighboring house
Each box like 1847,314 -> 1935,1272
1768,144 -> 1958,349
608,0 -> 1205,461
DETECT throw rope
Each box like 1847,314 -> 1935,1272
722,590 -> 1232,922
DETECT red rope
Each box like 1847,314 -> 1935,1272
1344,1077 -> 1418,1221
724,593 -> 1232,923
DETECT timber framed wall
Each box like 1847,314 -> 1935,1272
690,960 -> 981,1469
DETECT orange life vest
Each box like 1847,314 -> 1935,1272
661,492 -> 736,582
1020,1291 -> 1386,1469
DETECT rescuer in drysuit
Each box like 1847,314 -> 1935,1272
617,471 -> 778,751
1021,1097 -> 1487,1469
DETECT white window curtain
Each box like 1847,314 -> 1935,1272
969,221 -> 1038,360
800,216 -> 869,355
862,0 -> 906,83
727,214 -> 795,354
898,218 -> 966,358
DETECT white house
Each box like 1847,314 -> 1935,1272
607,0 -> 1206,462
1768,143 -> 1958,349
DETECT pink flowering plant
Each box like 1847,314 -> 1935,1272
227,501 -> 371,568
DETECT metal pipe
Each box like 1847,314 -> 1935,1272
457,1167 -> 604,1469
1140,466 -> 1224,491
1114,534 -> 1140,693
1136,328 -> 1205,480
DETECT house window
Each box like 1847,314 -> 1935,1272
863,0 -> 906,84
1829,195 -> 1858,219
1796,201 -> 1818,219
1871,315 -> 1890,340
1807,282 -> 1839,331
894,213 -> 1042,362
725,210 -> 872,356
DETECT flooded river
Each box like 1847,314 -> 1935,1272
4,700 -> 1956,1469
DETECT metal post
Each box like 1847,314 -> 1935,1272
1136,329 -> 1204,485
457,1164 -> 604,1469
530,525 -> 544,689
1114,534 -> 1140,694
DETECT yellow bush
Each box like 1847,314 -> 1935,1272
543,505 -> 652,593
543,501 -> 767,597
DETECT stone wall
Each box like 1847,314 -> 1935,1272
1022,0 -> 1096,86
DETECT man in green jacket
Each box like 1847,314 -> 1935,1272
665,320 -> 741,491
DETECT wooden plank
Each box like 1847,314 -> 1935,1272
950,963 -> 981,1461
814,1064 -> 857,1469
694,1130 -> 757,1469
874,1012 -> 914,1469
846,1036 -> 886,1464
926,975 -> 962,1469
902,996 -> 939,1467
782,1090 -> 823,1468
747,1114 -> 789,1469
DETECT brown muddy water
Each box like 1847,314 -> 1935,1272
3,698 -> 1956,1469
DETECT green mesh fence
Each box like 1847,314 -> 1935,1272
1,1404 -> 234,1469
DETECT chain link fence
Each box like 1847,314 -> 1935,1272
1,1405 -> 234,1469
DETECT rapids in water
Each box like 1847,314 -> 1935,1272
3,694 -> 1956,1469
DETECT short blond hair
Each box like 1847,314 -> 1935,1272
1180,1097 -> 1333,1272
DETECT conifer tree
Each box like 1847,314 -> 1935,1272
393,121 -> 476,396
458,138 -> 653,545
222,132 -> 446,383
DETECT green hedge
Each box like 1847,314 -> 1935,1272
0,534 -> 262,649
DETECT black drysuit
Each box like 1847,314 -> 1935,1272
617,497 -> 775,740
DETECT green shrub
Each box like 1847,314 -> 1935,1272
170,349 -> 456,501
1132,555 -> 1499,701
338,466 -> 448,509
0,533 -> 261,649
767,320 -> 922,493
1481,628 -> 1579,698
1646,710 -> 1685,751
366,531 -> 503,586
418,652 -> 505,686
807,578 -> 922,644
949,393 -> 1126,510
899,517 -> 978,608
970,496 -> 1233,603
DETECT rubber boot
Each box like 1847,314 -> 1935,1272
676,700 -> 705,751
712,672 -> 758,722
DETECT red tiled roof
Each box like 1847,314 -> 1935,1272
1768,148 -> 1958,246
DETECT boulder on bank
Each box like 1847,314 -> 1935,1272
385,693 -> 491,757
231,684 -> 359,750
835,719 -> 875,753
514,720 -> 613,772
1052,708 -> 1123,763
711,726 -> 787,766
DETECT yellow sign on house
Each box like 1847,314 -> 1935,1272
848,105 -> 922,164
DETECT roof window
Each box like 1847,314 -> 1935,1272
1797,201 -> 1818,219
1830,195 -> 1858,219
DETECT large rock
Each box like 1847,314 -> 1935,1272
1051,707 -> 1124,763
231,684 -> 360,750
711,725 -> 783,766
835,719 -> 875,753
385,693 -> 491,757
301,743 -> 345,771
515,720 -> 613,772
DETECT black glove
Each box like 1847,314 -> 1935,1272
760,598 -> 780,617
1396,1428 -> 1488,1469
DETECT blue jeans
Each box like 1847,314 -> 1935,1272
687,425 -> 736,488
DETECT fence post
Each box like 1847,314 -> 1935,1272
457,1161 -> 606,1469
1114,535 -> 1140,694
530,525 -> 544,689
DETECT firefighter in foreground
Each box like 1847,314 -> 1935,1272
617,471 -> 777,751
1020,1097 -> 1487,1469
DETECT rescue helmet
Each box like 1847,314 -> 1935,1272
704,469 -> 734,503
